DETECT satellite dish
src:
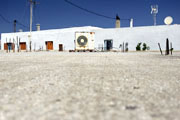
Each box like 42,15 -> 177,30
164,16 -> 173,25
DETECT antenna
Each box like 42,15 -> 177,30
151,5 -> 158,26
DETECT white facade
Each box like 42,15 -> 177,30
94,25 -> 180,51
1,25 -> 180,51
1,26 -> 101,51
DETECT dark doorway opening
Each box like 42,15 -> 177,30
59,44 -> 63,51
104,40 -> 113,51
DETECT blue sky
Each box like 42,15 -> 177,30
0,0 -> 180,33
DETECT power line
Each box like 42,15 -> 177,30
64,0 -> 130,21
0,14 -> 11,23
0,13 -> 29,29
64,0 -> 116,20
17,21 -> 29,29
19,0 -> 29,25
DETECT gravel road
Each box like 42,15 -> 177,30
0,51 -> 180,120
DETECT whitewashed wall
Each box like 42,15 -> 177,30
94,25 -> 180,51
1,26 -> 101,51
1,25 -> 180,51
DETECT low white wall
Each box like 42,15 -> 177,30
1,26 -> 101,51
1,25 -> 180,51
94,25 -> 180,51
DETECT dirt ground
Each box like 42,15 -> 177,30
0,51 -> 180,120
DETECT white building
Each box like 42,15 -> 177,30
1,25 -> 180,51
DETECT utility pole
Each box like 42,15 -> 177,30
29,0 -> 39,51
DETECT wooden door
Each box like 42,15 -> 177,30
4,43 -> 13,50
46,41 -> 53,50
20,42 -> 26,50
4,43 -> 8,50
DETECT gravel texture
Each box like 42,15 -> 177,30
0,51 -> 180,120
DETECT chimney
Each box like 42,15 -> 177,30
130,18 -> 133,28
116,15 -> 120,28
19,29 -> 23,32
14,20 -> 17,32
36,24 -> 40,31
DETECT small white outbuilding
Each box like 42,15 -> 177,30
1,25 -> 180,51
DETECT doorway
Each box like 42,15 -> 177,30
4,43 -> 8,50
4,43 -> 13,50
45,41 -> 53,50
59,44 -> 63,51
20,42 -> 26,50
104,40 -> 113,51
